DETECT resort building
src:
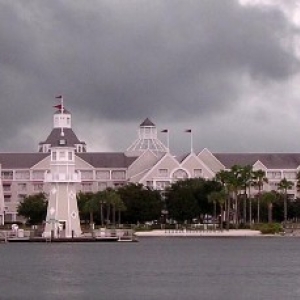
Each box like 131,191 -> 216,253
0,105 -> 299,223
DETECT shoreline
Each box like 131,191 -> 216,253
135,229 -> 269,237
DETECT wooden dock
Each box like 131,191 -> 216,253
0,228 -> 137,243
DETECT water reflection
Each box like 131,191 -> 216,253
0,238 -> 300,299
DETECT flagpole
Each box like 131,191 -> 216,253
60,96 -> 64,137
185,129 -> 193,153
191,130 -> 193,153
167,130 -> 170,152
161,129 -> 169,152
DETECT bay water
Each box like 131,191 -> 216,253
0,237 -> 300,300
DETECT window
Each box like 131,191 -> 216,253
81,183 -> 92,192
156,181 -> 170,190
96,171 -> 110,180
15,171 -> 30,180
194,169 -> 202,178
3,184 -> 11,192
18,183 -> 27,192
34,184 -> 43,192
52,151 -> 57,161
4,195 -> 11,203
43,145 -> 49,152
111,170 -> 126,180
173,169 -> 188,179
18,194 -> 26,202
267,172 -> 281,179
68,152 -> 73,161
158,169 -> 168,178
59,151 -> 66,159
283,172 -> 297,179
146,181 -> 154,188
1,171 -> 13,180
81,171 -> 93,180
32,171 -> 44,180
98,182 -> 107,191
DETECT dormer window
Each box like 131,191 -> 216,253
59,139 -> 66,146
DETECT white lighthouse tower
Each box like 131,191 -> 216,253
43,97 -> 82,238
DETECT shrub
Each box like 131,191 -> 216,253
259,223 -> 283,234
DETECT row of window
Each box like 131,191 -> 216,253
4,183 -> 43,192
52,150 -> 73,161
2,169 -> 127,181
2,181 -> 125,199
267,171 -> 297,179
158,168 -> 202,178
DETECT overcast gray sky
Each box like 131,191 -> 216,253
0,0 -> 300,154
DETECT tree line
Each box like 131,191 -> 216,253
17,166 -> 300,227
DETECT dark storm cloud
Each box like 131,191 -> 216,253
0,0 -> 299,151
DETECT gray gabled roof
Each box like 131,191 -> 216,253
214,153 -> 300,169
0,152 -> 138,170
140,118 -> 155,127
76,153 -> 138,168
39,128 -> 85,149
0,153 -> 49,169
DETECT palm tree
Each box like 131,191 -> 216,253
278,178 -> 294,228
208,189 -> 227,231
93,191 -> 106,227
215,169 -> 232,230
102,188 -> 123,226
252,169 -> 268,223
228,165 -> 244,227
215,166 -> 243,229
82,192 -> 99,228
296,171 -> 300,193
260,191 -> 278,223
240,165 -> 254,226
114,197 -> 126,226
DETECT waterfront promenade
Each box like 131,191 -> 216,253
135,229 -> 262,237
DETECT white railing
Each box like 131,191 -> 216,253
44,171 -> 81,183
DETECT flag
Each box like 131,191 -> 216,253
53,104 -> 63,110
55,95 -> 63,99
185,129 -> 192,133
161,129 -> 168,133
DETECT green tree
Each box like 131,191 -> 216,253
208,189 -> 227,231
240,165 -> 254,225
260,191 -> 279,223
297,171 -> 300,193
215,170 -> 231,230
93,191 -> 105,227
17,192 -> 48,225
278,178 -> 294,227
101,188 -> 125,226
165,180 -> 200,223
114,196 -> 126,226
118,183 -> 162,224
77,191 -> 98,225
252,169 -> 268,223
216,166 -> 243,228
165,178 -> 221,224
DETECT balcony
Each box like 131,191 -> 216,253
44,171 -> 81,183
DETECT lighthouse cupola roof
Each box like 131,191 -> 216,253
140,118 -> 155,127
38,98 -> 86,153
125,118 -> 168,156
